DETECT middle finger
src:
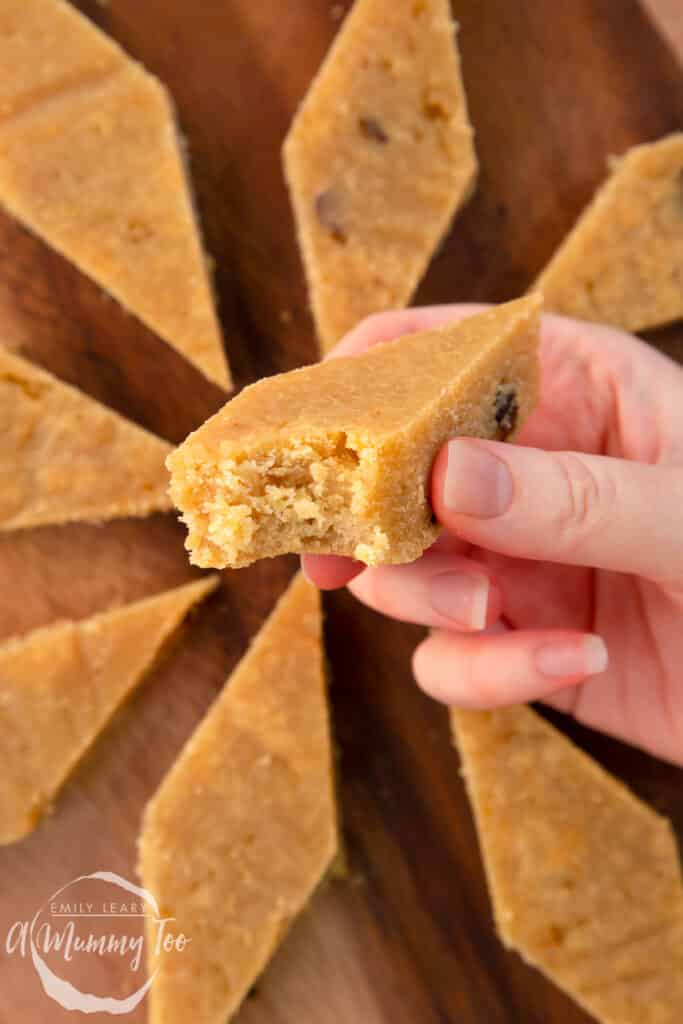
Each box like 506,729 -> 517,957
348,549 -> 502,632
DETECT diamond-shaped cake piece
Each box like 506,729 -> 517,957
0,347 -> 173,530
0,0 -> 126,121
168,297 -> 540,570
0,0 -> 230,388
452,705 -> 683,1023
283,0 -> 477,353
536,133 -> 683,332
0,576 -> 218,844
139,574 -> 337,1024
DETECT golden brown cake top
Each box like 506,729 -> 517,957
178,295 -> 541,457
283,0 -> 477,351
0,346 -> 173,530
139,574 -> 337,1024
0,576 -> 218,844
0,0 -> 127,122
536,132 -> 683,332
0,0 -> 231,388
453,705 -> 683,1024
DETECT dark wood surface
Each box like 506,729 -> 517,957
0,2 -> 681,1022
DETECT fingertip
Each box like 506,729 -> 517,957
534,633 -> 609,678
427,569 -> 502,630
301,554 -> 365,590
411,634 -> 442,702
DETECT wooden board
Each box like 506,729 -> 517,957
0,2 -> 681,1021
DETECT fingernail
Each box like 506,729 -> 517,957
535,635 -> 609,678
443,441 -> 513,518
301,559 -> 314,584
428,572 -> 489,630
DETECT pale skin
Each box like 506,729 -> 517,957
303,306 -> 683,768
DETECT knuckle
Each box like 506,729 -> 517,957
553,453 -> 614,550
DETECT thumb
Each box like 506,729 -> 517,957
431,439 -> 683,584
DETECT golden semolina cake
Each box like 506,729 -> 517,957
169,297 -> 540,569
0,0 -> 230,387
283,0 -> 477,353
0,347 -> 172,530
0,577 -> 218,844
536,133 -> 683,332
139,575 -> 337,1024
453,705 -> 683,1024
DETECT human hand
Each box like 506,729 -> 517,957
303,306 -> 683,766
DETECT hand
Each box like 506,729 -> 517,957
303,306 -> 683,767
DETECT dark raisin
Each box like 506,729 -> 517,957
422,95 -> 449,121
315,190 -> 347,243
359,116 -> 389,143
494,386 -> 518,440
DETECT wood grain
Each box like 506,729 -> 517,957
0,2 -> 681,1022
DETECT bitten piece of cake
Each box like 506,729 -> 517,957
168,296 -> 541,570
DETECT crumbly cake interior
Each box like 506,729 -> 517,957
173,431 -> 388,568
172,369 -> 530,570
